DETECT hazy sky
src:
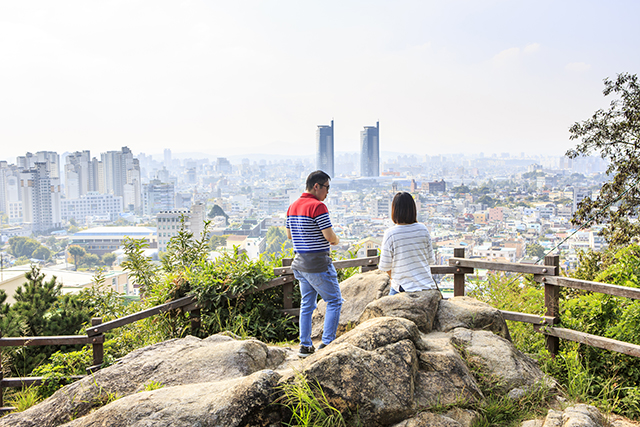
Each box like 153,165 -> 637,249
1,1 -> 638,162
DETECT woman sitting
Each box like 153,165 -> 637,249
379,192 -> 439,295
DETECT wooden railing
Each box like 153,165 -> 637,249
0,295 -> 200,413
447,248 -> 640,359
5,246 -> 638,413
0,250 -> 380,412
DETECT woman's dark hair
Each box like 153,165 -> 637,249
391,192 -> 417,224
306,170 -> 331,191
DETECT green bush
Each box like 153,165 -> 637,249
189,248 -> 298,342
470,245 -> 640,419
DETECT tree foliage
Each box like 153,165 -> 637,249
209,234 -> 228,250
161,218 -> 211,275
68,245 -> 86,269
265,226 -> 292,254
4,266 -> 91,375
31,246 -> 51,261
208,204 -> 229,220
120,237 -> 159,296
525,243 -> 546,260
8,237 -> 42,259
566,73 -> 640,246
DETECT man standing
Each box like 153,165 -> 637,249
286,170 -> 341,358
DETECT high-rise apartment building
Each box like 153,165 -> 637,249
360,121 -> 379,177
17,152 -> 60,179
101,147 -> 142,213
19,162 -> 62,232
316,120 -> 334,177
143,180 -> 175,215
573,188 -> 592,214
215,157 -> 232,174
65,150 -> 93,199
0,161 -> 8,215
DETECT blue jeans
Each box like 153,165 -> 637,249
389,285 -> 405,295
293,264 -> 342,347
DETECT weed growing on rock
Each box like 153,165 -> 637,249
277,371 -> 360,427
143,380 -> 164,392
6,386 -> 41,412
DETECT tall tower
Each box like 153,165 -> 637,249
360,121 -> 380,177
164,149 -> 172,169
19,162 -> 61,232
316,120 -> 334,177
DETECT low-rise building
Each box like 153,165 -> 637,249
70,226 -> 157,256
61,192 -> 124,224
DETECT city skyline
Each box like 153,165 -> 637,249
1,1 -> 639,160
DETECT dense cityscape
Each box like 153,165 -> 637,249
0,121 -> 608,300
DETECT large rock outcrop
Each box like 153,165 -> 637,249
2,271 -> 556,427
435,296 -> 511,340
452,327 -> 547,392
520,404 -> 639,427
359,289 -> 442,333
311,269 -> 390,339
0,335 -> 286,427
62,370 -> 281,427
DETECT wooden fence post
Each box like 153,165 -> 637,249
282,258 -> 293,310
454,247 -> 466,297
544,255 -> 561,356
88,317 -> 104,374
0,331 -> 3,409
361,248 -> 378,273
190,308 -> 201,337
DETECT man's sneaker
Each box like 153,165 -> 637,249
298,345 -> 315,358
317,342 -> 327,350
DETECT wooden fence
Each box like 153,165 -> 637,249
447,248 -> 640,358
4,246 -> 640,412
0,250 -> 380,413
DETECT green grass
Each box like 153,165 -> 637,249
6,386 -> 41,412
143,380 -> 164,392
277,371 -> 360,427
472,381 -> 556,427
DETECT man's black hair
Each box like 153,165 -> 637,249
306,170 -> 331,191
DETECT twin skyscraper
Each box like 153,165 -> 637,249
316,120 -> 380,178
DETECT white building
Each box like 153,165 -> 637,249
61,192 -> 124,223
157,202 -> 207,253
19,162 -> 62,232
473,244 -> 517,262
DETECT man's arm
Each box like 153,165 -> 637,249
286,228 -> 292,240
321,227 -> 340,245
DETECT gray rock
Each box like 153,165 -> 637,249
391,411 -> 464,427
539,405 -> 607,427
532,404 -> 610,427
414,331 -> 483,407
452,328 -> 546,392
563,404 -> 604,427
301,317 -> 420,426
435,296 -> 511,340
61,369 -> 281,427
508,388 -> 527,399
542,409 -> 563,427
0,335 -> 286,427
331,315 -> 424,351
444,408 -> 479,427
359,289 -> 442,332
311,269 -> 390,340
